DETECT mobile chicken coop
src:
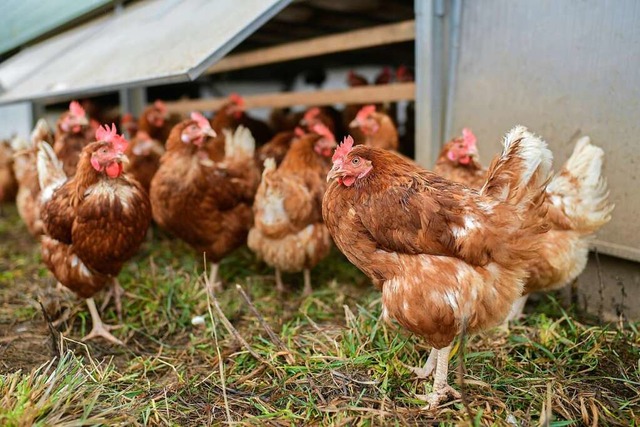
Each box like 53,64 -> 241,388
0,0 -> 638,319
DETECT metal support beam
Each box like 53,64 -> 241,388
414,0 -> 446,168
119,87 -> 146,116
444,0 -> 463,140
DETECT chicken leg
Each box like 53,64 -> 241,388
207,262 -> 222,292
302,268 -> 312,296
100,278 -> 125,321
415,345 -> 460,409
55,281 -> 74,296
275,268 -> 285,293
408,348 -> 438,379
505,295 -> 528,322
83,298 -> 124,345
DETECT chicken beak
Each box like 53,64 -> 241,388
349,118 -> 360,129
78,116 -> 90,126
117,153 -> 130,165
464,144 -> 479,160
327,163 -> 342,182
204,127 -> 217,138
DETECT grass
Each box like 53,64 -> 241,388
1,203 -> 639,426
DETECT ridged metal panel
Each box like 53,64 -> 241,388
0,0 -> 290,104
448,0 -> 640,261
0,0 -> 111,55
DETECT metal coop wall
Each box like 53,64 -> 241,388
420,0 -> 640,262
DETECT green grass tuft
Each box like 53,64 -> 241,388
1,204 -> 638,425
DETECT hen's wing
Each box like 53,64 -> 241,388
37,141 -> 74,243
354,171 -> 477,259
41,182 -> 76,243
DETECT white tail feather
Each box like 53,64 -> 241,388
10,136 -> 29,151
482,125 -> 553,203
31,119 -> 52,144
262,157 -> 276,175
37,142 -> 66,204
503,125 -> 553,190
223,125 -> 255,161
546,136 -> 614,233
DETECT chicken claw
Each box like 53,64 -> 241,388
84,298 -> 124,345
415,345 -> 460,409
416,384 -> 461,410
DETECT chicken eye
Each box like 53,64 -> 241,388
352,157 -> 360,165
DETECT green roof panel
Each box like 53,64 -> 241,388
0,0 -> 112,55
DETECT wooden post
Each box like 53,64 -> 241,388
162,83 -> 415,115
207,21 -> 415,75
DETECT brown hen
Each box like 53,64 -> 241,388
323,126 -> 552,408
248,125 -> 336,295
38,124 -> 151,344
150,114 -> 259,289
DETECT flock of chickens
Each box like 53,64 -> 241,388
0,67 -> 614,408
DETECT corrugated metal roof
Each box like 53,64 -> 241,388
0,0 -> 290,105
0,0 -> 112,55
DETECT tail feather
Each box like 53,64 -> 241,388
10,136 -> 29,152
482,125 -> 553,206
223,125 -> 255,161
37,142 -> 66,204
259,157 -> 277,190
262,157 -> 276,176
31,119 -> 53,145
546,136 -> 614,234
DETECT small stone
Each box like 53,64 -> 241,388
191,315 -> 206,326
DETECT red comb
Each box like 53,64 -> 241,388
190,111 -> 210,130
69,101 -> 86,118
312,123 -> 335,142
356,105 -> 376,122
96,123 -> 128,153
304,107 -> 320,122
332,135 -> 354,163
462,128 -> 477,148
154,100 -> 167,115
294,126 -> 305,137
376,66 -> 392,83
228,93 -> 245,107
396,65 -> 414,82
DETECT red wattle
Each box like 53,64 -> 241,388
343,176 -> 356,187
105,161 -> 122,178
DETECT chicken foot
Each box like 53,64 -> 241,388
83,298 -> 124,345
415,345 -> 460,409
408,348 -> 438,378
100,278 -> 125,321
